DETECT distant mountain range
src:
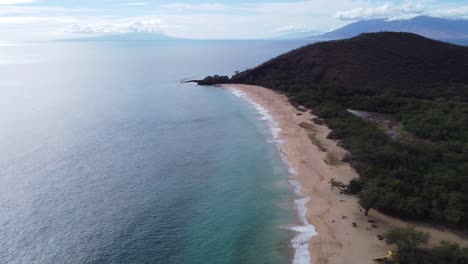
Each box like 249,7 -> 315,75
65,16 -> 468,45
281,16 -> 468,44
64,32 -> 181,42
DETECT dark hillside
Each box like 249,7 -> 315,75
232,32 -> 468,95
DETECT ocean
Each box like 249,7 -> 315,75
0,39 -> 311,264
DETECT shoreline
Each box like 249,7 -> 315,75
221,84 -> 468,264
228,87 -> 316,264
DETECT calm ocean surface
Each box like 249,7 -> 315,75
0,39 -> 310,264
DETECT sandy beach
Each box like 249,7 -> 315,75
222,84 -> 468,264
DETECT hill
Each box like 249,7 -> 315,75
232,32 -> 468,93
202,32 -> 468,228
306,16 -> 468,44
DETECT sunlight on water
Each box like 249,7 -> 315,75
0,40 -> 311,264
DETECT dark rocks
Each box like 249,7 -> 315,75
312,118 -> 324,125
341,154 -> 352,162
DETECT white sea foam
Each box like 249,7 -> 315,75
229,88 -> 281,140
288,180 -> 317,264
227,85 -> 317,264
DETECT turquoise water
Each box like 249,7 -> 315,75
0,40 -> 310,263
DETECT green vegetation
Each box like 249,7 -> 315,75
385,226 -> 430,260
326,91 -> 462,224
347,178 -> 363,194
262,83 -> 468,227
280,85 -> 468,226
384,227 -> 468,264
229,77 -> 468,227
192,75 -> 230,85
207,33 -> 468,227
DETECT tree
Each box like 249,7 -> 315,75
427,241 -> 468,264
347,178 -> 363,194
385,226 -> 430,263
359,188 -> 381,216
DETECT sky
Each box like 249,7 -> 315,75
1,0 -> 468,41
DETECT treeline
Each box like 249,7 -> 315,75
384,226 -> 468,264
200,73 -> 468,227
248,77 -> 468,227
190,75 -> 231,85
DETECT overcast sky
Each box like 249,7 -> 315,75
1,0 -> 468,41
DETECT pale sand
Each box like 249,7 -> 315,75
221,84 -> 468,264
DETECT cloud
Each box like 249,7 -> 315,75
126,2 -> 148,6
153,0 -> 361,38
0,16 -> 54,23
160,3 -> 231,12
0,0 -> 38,5
127,20 -> 164,33
66,23 -> 122,34
0,6 -> 96,16
431,6 -> 468,19
66,20 -> 165,34
336,3 -> 425,21
0,0 -> 365,40
4,0 -> 468,41
273,25 -> 313,33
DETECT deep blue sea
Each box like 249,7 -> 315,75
0,39 -> 311,264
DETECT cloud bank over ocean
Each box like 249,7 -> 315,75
2,0 -> 468,40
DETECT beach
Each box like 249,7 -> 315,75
222,84 -> 468,264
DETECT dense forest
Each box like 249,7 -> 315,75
384,226 -> 468,263
201,32 -> 468,228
